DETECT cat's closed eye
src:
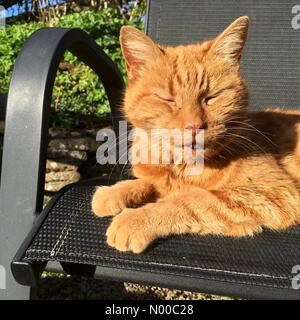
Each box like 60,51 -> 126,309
154,94 -> 177,107
204,96 -> 217,106
204,87 -> 234,106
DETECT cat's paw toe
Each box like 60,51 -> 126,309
106,208 -> 153,253
92,186 -> 126,217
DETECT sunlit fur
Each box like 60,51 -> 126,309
92,17 -> 300,254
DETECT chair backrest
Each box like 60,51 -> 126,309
146,0 -> 300,111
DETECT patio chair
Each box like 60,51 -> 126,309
0,0 -> 300,300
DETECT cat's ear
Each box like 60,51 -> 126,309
120,26 -> 163,81
211,16 -> 249,64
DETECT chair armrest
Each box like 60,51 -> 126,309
0,92 -> 7,121
0,28 -> 124,297
0,27 -> 124,213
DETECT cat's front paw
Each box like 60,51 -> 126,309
106,208 -> 154,253
92,186 -> 126,217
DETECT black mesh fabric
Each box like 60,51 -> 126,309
23,183 -> 300,292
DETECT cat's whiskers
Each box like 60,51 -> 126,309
224,132 -> 270,156
226,120 -> 278,147
105,131 -> 130,153
222,133 -> 259,155
107,148 -> 133,182
120,159 -> 130,179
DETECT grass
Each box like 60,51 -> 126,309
36,272 -> 234,300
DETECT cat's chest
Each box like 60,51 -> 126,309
157,165 -> 236,195
133,162 -> 238,195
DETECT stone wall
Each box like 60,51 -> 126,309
47,127 -> 97,191
45,127 -> 114,203
0,124 -> 112,204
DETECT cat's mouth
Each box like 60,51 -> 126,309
185,134 -> 197,149
184,139 -> 197,150
186,133 -> 206,152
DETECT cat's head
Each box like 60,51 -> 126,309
120,17 -> 249,161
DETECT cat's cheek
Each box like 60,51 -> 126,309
106,208 -> 154,253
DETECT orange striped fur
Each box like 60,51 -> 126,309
92,17 -> 300,253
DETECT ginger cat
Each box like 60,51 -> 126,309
92,16 -> 300,253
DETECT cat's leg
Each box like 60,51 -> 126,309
106,186 -> 299,253
92,179 -> 157,217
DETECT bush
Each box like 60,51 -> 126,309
0,8 -> 143,127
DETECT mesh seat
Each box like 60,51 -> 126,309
22,177 -> 300,298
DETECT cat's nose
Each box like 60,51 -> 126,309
185,122 -> 207,133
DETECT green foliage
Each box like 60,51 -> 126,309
0,9 -> 144,127
0,21 -> 44,92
